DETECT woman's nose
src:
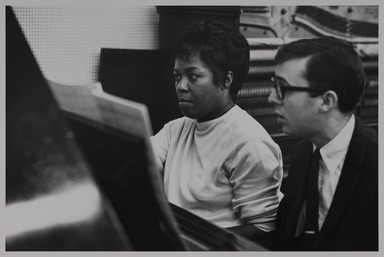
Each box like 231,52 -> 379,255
176,78 -> 188,91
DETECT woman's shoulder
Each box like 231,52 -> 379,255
229,106 -> 271,137
163,116 -> 195,133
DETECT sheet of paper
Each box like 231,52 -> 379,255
48,79 -> 155,142
91,83 -> 153,138
47,80 -> 102,122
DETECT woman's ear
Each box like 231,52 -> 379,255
224,71 -> 234,89
319,90 -> 338,112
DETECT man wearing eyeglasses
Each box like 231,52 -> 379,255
268,36 -> 378,251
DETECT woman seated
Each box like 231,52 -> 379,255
151,20 -> 283,244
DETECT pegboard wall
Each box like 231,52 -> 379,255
13,6 -> 159,85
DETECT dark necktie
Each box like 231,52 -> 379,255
303,148 -> 321,250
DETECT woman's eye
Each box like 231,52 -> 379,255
189,74 -> 198,80
174,74 -> 181,82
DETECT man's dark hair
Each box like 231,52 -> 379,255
275,36 -> 366,113
174,20 -> 250,102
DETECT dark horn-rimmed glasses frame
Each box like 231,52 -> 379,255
270,77 -> 327,100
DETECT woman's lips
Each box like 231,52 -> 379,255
178,97 -> 191,103
178,98 -> 192,108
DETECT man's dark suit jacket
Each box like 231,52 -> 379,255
276,118 -> 378,251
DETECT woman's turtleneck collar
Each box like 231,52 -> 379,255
195,105 -> 238,132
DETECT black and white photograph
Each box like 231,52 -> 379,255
3,1 -> 380,254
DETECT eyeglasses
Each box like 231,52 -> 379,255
270,77 -> 327,100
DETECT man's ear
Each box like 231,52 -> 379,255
224,71 -> 234,89
319,90 -> 338,112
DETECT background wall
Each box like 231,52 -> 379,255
13,6 -> 159,85
13,5 -> 378,86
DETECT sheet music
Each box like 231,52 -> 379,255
47,80 -> 102,122
92,83 -> 153,138
47,80 -> 153,139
